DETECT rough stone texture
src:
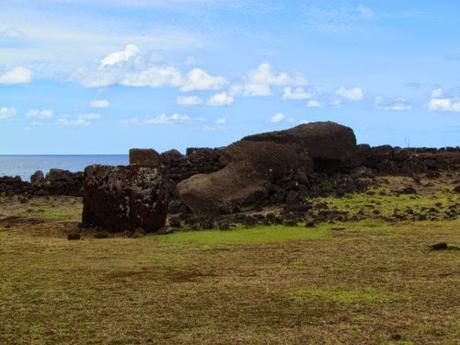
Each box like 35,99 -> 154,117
46,169 -> 83,195
30,170 -> 45,186
129,148 -> 161,167
82,165 -> 168,233
178,133 -> 314,214
242,121 -> 357,173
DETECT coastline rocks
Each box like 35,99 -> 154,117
31,170 -> 45,185
178,122 -> 355,214
82,165 -> 168,233
46,169 -> 83,195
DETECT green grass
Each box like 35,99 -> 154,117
151,224 -> 329,246
284,287 -> 390,305
316,186 -> 459,219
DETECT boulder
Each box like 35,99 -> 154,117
178,122 -> 357,214
129,148 -> 161,167
31,170 -> 45,185
82,165 -> 168,233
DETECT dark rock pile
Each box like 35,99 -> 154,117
0,169 -> 83,197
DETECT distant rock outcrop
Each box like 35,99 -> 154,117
82,165 -> 168,233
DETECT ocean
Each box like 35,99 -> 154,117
0,155 -> 129,181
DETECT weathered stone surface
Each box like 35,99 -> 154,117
82,165 -> 168,233
129,148 -> 161,167
178,137 -> 313,214
242,121 -> 357,173
31,170 -> 45,185
46,169 -> 84,195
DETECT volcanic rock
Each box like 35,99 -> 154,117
129,148 -> 161,167
178,121 -> 356,214
82,165 -> 168,233
31,170 -> 45,185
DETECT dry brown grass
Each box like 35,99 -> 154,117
1,195 -> 460,345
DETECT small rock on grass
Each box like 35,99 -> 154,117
67,233 -> 81,241
429,242 -> 448,251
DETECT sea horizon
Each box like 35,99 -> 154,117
0,154 -> 129,181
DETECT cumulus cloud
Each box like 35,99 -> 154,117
269,113 -> 286,123
121,65 -> 183,88
0,66 -> 32,84
427,88 -> 460,112
180,68 -> 227,92
177,95 -> 203,106
306,99 -> 322,108
248,62 -> 306,86
122,113 -> 195,125
0,107 -> 16,120
232,63 -> 307,97
374,96 -> 412,111
26,109 -> 54,119
207,92 -> 234,106
282,86 -> 313,100
90,99 -> 110,108
58,113 -> 101,126
99,44 -> 139,68
335,86 -> 364,101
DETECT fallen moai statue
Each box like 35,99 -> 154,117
177,121 -> 357,214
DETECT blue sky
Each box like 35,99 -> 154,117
0,0 -> 459,154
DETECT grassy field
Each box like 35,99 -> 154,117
1,193 -> 460,345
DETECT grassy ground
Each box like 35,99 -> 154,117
1,189 -> 460,344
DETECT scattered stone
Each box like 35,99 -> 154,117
453,185 -> 460,193
430,242 -> 448,251
67,232 -> 81,241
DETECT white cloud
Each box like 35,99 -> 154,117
427,89 -> 460,112
335,86 -> 364,101
248,62 -> 305,86
269,113 -> 286,123
58,113 -> 101,126
374,96 -> 412,111
122,113 -> 194,125
428,98 -> 460,112
357,5 -> 375,18
99,44 -> 139,68
177,95 -> 203,106
26,109 -> 54,119
207,92 -> 234,106
0,107 -> 16,120
282,86 -> 313,100
180,68 -> 227,92
0,66 -> 32,84
216,117 -> 226,124
121,65 -> 183,88
232,63 -> 307,97
231,83 -> 272,96
90,99 -> 110,108
307,99 -> 322,108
